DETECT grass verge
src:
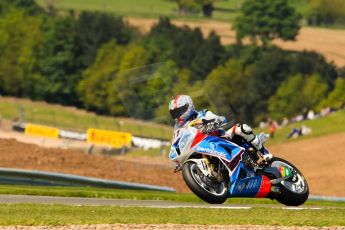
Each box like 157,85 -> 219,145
0,185 -> 344,207
0,204 -> 344,226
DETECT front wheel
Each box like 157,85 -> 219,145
182,161 -> 228,204
270,157 -> 309,206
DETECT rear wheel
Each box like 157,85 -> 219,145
270,157 -> 309,206
182,161 -> 228,204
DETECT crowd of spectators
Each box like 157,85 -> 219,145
259,104 -> 344,139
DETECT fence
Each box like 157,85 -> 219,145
0,101 -> 171,140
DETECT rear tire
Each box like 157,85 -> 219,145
182,161 -> 228,204
270,157 -> 309,206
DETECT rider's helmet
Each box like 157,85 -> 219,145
169,95 -> 195,126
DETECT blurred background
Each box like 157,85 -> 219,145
0,0 -> 344,196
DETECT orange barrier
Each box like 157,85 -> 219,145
25,123 -> 59,138
86,128 -> 132,148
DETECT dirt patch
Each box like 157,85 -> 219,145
269,133 -> 345,197
126,17 -> 345,67
0,138 -> 188,193
0,132 -> 345,196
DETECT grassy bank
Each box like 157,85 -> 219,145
0,98 -> 171,140
256,109 -> 345,145
0,204 -> 344,226
35,0 -> 309,22
0,185 -> 344,207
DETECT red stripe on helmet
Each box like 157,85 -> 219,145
174,95 -> 180,109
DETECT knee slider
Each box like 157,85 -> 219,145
241,124 -> 253,135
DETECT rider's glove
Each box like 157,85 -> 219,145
201,119 -> 220,134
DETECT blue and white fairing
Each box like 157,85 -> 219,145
169,127 -> 273,198
193,135 -> 244,163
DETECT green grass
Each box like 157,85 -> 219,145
255,109 -> 345,146
0,185 -> 344,207
35,0 -> 311,22
0,98 -> 171,140
35,0 -> 240,21
0,204 -> 344,226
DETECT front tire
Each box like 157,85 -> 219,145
182,161 -> 228,204
270,157 -> 309,206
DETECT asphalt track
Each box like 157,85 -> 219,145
0,194 -> 327,210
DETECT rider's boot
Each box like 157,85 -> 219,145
257,133 -> 273,161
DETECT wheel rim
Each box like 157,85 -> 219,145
189,163 -> 227,196
270,161 -> 307,194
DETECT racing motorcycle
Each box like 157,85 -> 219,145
169,119 -> 309,206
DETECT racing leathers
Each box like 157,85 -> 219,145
173,109 -> 272,160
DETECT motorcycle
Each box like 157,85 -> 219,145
169,119 -> 309,206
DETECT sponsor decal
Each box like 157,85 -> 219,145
195,146 -> 227,158
237,182 -> 246,192
87,128 -> 132,148
279,166 -> 293,177
25,124 -> 59,138
232,176 -> 262,196
246,178 -> 260,190
210,142 -> 216,150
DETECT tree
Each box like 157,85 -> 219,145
318,78 -> 345,109
109,43 -> 149,118
142,60 -> 181,121
204,59 -> 253,123
167,0 -> 219,17
307,0 -> 345,25
269,74 -> 328,120
78,41 -> 125,114
0,9 -> 43,97
191,31 -> 225,81
302,74 -> 329,109
268,74 -> 305,120
0,0 -> 41,15
76,11 -> 132,68
288,50 -> 338,88
37,16 -> 82,105
246,48 -> 290,121
233,0 -> 301,46
148,17 -> 223,81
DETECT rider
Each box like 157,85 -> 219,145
169,95 -> 273,161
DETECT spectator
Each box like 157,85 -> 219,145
287,125 -> 312,139
307,110 -> 316,120
268,119 -> 278,138
281,117 -> 289,127
259,121 -> 267,129
320,107 -> 332,117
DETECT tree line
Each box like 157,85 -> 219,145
0,0 -> 344,126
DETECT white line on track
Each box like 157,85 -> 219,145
0,194 -> 331,210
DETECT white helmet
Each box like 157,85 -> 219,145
169,95 -> 195,126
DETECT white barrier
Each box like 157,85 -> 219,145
132,136 -> 170,150
59,130 -> 87,141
